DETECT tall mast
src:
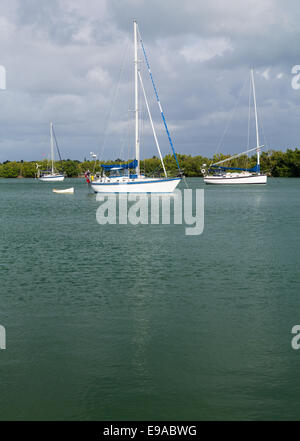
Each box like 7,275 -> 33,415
50,122 -> 54,174
251,69 -> 260,174
134,19 -> 140,176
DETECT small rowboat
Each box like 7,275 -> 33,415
52,187 -> 74,194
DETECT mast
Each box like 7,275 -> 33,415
134,20 -> 140,176
50,122 -> 54,174
251,69 -> 260,174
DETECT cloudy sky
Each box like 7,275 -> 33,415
1,0 -> 300,162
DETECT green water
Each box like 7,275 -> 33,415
0,177 -> 300,421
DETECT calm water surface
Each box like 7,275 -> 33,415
0,177 -> 300,420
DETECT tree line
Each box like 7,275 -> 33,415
1,149 -> 300,178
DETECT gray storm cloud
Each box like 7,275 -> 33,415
0,0 -> 300,161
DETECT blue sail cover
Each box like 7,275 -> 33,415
211,164 -> 259,173
101,159 -> 138,170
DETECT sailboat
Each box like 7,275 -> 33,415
38,122 -> 65,182
89,20 -> 182,193
203,69 -> 267,185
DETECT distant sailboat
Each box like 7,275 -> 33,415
203,69 -> 267,185
88,20 -> 182,193
38,122 -> 65,182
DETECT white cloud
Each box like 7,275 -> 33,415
262,68 -> 271,80
180,37 -> 232,63
0,16 -> 16,40
86,67 -> 111,87
72,24 -> 93,44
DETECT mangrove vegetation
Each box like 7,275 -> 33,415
1,148 -> 300,178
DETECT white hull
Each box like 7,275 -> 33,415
204,174 -> 267,185
53,187 -> 74,194
39,174 -> 65,182
91,177 -> 181,193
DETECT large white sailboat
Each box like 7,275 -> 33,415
203,69 -> 267,185
88,20 -> 182,193
38,122 -> 65,182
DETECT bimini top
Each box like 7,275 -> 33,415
101,159 -> 138,170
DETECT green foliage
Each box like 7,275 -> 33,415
59,160 -> 80,177
79,160 -> 103,174
260,149 -> 300,177
1,149 -> 300,178
0,161 -> 21,178
142,156 -> 163,176
20,162 -> 36,178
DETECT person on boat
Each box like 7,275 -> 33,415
85,170 -> 91,184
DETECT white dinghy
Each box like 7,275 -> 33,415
52,187 -> 74,194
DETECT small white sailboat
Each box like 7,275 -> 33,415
38,122 -> 65,182
203,69 -> 267,185
88,20 -> 182,193
52,187 -> 74,194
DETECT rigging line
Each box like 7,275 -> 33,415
118,105 -> 131,165
92,156 -> 97,174
138,70 -> 167,177
260,118 -> 268,151
119,113 -> 131,164
246,74 -> 252,168
40,131 -> 51,167
140,87 -> 146,175
258,102 -> 269,152
137,25 -> 181,174
52,125 -> 63,165
212,73 -> 249,164
127,112 -> 130,174
247,73 -> 252,151
212,145 -> 264,165
98,38 -> 130,161
139,65 -> 143,166
140,102 -> 146,176
182,174 -> 189,189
